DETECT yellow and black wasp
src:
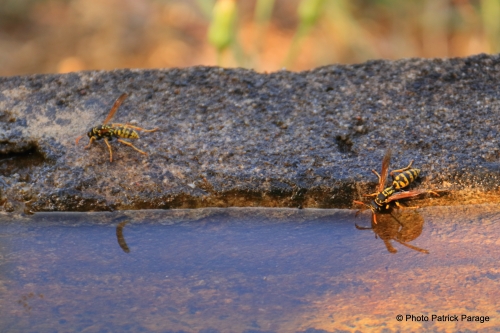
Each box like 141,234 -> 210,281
75,93 -> 158,162
354,149 -> 438,224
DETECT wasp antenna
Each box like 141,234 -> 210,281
353,200 -> 370,209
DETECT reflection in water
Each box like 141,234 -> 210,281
356,208 -> 428,254
116,221 -> 130,253
2,208 -> 500,332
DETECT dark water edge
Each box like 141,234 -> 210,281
0,206 -> 500,333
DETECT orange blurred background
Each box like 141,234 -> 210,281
0,0 -> 498,76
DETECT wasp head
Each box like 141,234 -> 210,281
369,200 -> 383,214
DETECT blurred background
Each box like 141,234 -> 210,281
0,0 -> 499,76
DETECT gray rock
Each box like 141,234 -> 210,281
1,54 -> 499,212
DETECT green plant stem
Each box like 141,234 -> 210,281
195,0 -> 215,19
216,48 -> 223,66
283,22 -> 310,69
231,37 -> 247,67
254,0 -> 275,51
480,0 -> 500,53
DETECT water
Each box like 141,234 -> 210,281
0,206 -> 499,332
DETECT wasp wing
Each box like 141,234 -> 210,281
103,93 -> 128,125
378,149 -> 392,192
386,189 -> 438,203
99,128 -> 112,135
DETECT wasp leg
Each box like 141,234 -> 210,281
383,239 -> 398,253
363,192 -> 379,197
389,160 -> 414,177
112,123 -> 159,133
104,138 -> 114,162
353,201 -> 379,224
394,239 -> 429,254
84,137 -> 96,149
353,200 -> 369,207
117,139 -> 148,155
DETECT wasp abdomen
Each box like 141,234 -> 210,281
114,127 -> 139,139
392,169 -> 420,190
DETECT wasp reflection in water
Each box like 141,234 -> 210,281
116,221 -> 130,253
355,208 -> 428,254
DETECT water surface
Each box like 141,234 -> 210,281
0,206 -> 499,332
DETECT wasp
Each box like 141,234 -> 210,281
354,149 -> 438,224
75,93 -> 158,162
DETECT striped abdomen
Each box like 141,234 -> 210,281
392,169 -> 420,190
114,126 -> 139,139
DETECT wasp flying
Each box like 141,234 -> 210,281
75,93 -> 158,162
354,149 -> 438,224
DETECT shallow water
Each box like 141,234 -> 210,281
1,206 -> 499,332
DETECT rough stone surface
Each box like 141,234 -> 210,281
1,54 -> 500,212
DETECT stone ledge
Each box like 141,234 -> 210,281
1,54 -> 500,212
